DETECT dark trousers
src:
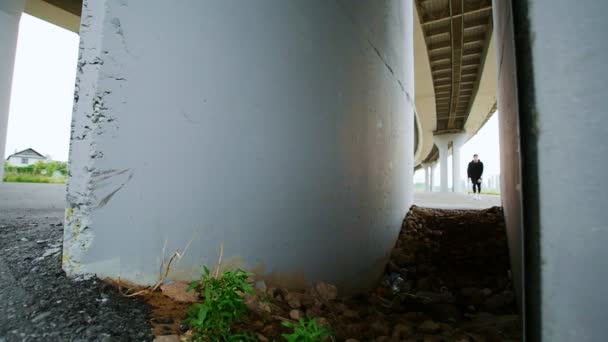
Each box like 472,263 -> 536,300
472,179 -> 481,193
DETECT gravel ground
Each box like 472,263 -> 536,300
150,206 -> 522,341
0,183 -> 520,341
0,208 -> 154,342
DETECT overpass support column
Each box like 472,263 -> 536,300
434,133 -> 467,192
451,134 -> 467,193
64,0 -> 415,292
0,0 -> 25,181
433,136 -> 450,192
430,162 -> 436,191
422,163 -> 430,191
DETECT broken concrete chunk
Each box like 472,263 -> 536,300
160,282 -> 198,302
244,293 -> 272,313
255,280 -> 267,291
31,311 -> 51,323
285,292 -> 302,309
418,320 -> 441,334
315,282 -> 337,301
152,335 -> 180,342
42,247 -> 61,258
289,309 -> 302,320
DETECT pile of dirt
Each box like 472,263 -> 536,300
149,206 -> 521,341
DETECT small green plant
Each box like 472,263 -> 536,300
185,266 -> 255,341
281,318 -> 335,342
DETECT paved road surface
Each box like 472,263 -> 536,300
0,182 -> 153,341
0,182 -> 66,211
414,191 -> 501,210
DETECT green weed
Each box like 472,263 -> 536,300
281,318 -> 335,342
3,174 -> 66,184
185,266 -> 256,341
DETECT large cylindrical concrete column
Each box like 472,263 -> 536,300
64,0 -> 415,292
0,0 -> 24,181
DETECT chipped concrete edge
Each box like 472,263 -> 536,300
63,0 -> 119,277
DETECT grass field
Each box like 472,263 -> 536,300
3,173 -> 66,184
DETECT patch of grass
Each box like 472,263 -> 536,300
466,191 -> 500,196
282,319 -> 335,342
3,173 -> 66,184
185,266 -> 256,341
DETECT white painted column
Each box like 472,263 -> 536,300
434,136 -> 450,192
430,163 -> 436,191
423,164 -> 430,191
451,134 -> 467,192
434,133 -> 467,192
65,0 -> 415,292
0,0 -> 24,181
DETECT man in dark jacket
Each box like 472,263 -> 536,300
467,154 -> 484,199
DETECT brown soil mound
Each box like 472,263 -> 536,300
146,206 -> 521,341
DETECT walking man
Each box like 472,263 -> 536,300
467,154 -> 484,200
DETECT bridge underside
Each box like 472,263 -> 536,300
413,0 -> 497,173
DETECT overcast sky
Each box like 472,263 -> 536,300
5,13 -> 78,162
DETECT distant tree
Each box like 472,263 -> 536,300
46,161 -> 59,174
34,160 -> 46,175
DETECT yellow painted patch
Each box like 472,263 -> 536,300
73,219 -> 81,239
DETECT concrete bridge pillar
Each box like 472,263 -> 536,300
434,133 -> 467,192
422,163 -> 430,191
64,0 -> 415,292
434,137 -> 449,192
430,162 -> 436,191
451,135 -> 467,193
0,0 -> 25,181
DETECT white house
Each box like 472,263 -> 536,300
6,148 -> 47,166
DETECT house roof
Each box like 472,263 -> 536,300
6,148 -> 46,160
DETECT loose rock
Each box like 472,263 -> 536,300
418,320 -> 441,334
315,282 -> 338,301
160,282 -> 198,302
289,309 -> 302,320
